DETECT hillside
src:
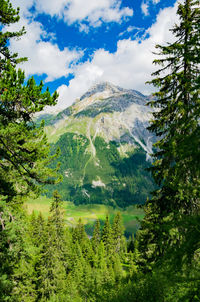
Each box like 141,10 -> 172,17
41,82 -> 156,207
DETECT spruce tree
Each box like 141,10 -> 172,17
91,219 -> 101,252
139,0 -> 200,268
112,212 -> 125,254
72,218 -> 88,245
35,217 -> 67,301
147,0 -> 200,214
101,215 -> 113,255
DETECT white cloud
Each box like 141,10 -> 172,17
79,23 -> 90,34
34,0 -> 67,17
8,0 -> 181,114
141,2 -> 149,16
6,0 -> 133,84
119,26 -> 145,38
34,0 -> 133,28
141,0 -> 161,16
53,2 -> 179,111
11,0 -> 34,15
6,16 -> 83,82
127,26 -> 136,32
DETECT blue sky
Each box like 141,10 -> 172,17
8,0 -> 179,112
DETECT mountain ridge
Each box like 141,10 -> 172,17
43,82 -> 156,207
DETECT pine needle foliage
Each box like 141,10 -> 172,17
138,0 -> 200,273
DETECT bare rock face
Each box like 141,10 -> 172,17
43,82 -> 156,206
46,82 -> 156,159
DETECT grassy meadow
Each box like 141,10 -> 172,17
25,196 -> 144,236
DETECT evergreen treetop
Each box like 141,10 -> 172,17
147,0 -> 200,213
0,0 -> 26,71
139,0 -> 200,269
0,1 -> 60,202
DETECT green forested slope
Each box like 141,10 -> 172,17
46,132 -> 155,207
1,1 -> 199,301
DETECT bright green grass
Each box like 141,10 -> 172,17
25,196 -> 144,236
45,117 -> 91,144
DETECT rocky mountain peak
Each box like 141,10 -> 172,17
41,82 -> 156,205
79,81 -> 124,101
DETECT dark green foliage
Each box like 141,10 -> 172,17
112,212 -> 126,254
136,0 -> 200,300
1,198 -> 199,302
46,132 -> 90,199
10,210 -> 131,302
0,64 -> 60,201
1,0 -> 199,301
0,1 -> 61,300
112,150 -> 155,206
46,133 -> 155,207
91,219 -> 101,251
0,2 -> 60,202
138,0 -> 200,267
101,215 -> 112,253
0,204 -> 35,302
0,0 -> 26,70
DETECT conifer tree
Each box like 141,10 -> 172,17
112,212 -> 125,254
147,0 -> 200,213
101,215 -> 112,254
92,219 -> 101,252
139,0 -> 200,268
0,0 -> 26,71
50,191 -> 65,242
35,216 -> 67,301
29,212 -> 46,248
0,1 -> 60,202
0,206 -> 35,301
72,218 -> 88,245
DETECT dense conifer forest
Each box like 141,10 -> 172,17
0,0 -> 199,301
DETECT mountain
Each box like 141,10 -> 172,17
43,82 -> 156,207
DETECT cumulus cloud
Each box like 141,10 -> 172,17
8,0 -> 180,114
34,0 -> 133,28
53,2 -> 179,111
7,0 -> 132,83
6,14 -> 83,82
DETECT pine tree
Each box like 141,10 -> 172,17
29,212 -> 46,248
72,218 -> 88,244
49,191 -> 71,272
35,217 -> 67,301
91,219 -> 101,252
101,215 -> 112,254
49,190 -> 66,247
11,216 -> 37,302
138,0 -> 200,268
0,64 -> 60,202
112,212 -> 125,254
0,1 -> 60,202
147,0 -> 200,214
0,206 -> 36,302
0,0 -> 26,71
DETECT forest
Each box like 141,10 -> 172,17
46,133 -> 154,207
0,0 -> 199,301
